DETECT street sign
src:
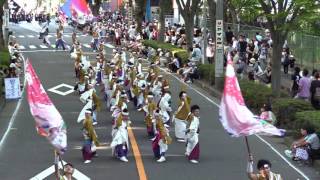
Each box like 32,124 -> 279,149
4,77 -> 21,99
30,160 -> 90,180
215,19 -> 224,76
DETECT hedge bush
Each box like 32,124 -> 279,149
198,64 -> 215,84
294,111 -> 320,132
272,98 -> 314,128
239,80 -> 274,113
0,50 -> 10,98
0,50 -> 10,67
142,40 -> 189,64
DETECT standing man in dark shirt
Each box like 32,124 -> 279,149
225,26 -> 234,45
238,35 -> 248,63
310,72 -> 320,109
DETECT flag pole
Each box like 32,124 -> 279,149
54,150 -> 60,180
58,154 -> 65,176
244,136 -> 252,155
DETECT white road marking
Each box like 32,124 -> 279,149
19,45 -> 25,50
48,83 -> 74,96
103,43 -> 115,49
29,45 -> 37,49
162,68 -> 310,180
19,50 -> 67,53
83,44 -> 91,48
51,45 -> 55,48
47,35 -> 53,38
39,45 -> 48,49
30,160 -> 90,180
63,34 -> 71,37
27,35 -> 35,38
18,35 -> 25,38
0,56 -> 26,151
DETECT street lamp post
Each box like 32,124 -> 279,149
215,0 -> 224,90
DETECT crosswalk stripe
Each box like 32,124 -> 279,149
47,35 -> 53,38
18,35 -> 25,38
63,34 -> 71,37
83,44 -> 91,48
80,34 -> 87,37
29,45 -> 37,49
66,45 -> 70,49
51,45 -> 56,48
39,45 -> 48,49
19,45 -> 25,50
27,35 -> 35,38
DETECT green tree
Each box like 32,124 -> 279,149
87,0 -> 102,16
230,0 -> 320,96
158,0 -> 172,41
207,0 -> 216,37
134,0 -> 147,33
176,0 -> 203,50
255,0 -> 320,97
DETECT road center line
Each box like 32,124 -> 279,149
127,125 -> 147,180
162,69 -> 310,180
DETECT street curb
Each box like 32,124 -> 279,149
0,95 -> 6,114
193,79 -> 222,99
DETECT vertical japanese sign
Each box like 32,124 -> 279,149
5,77 -> 21,99
215,19 -> 224,76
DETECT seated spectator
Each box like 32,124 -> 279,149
190,44 -> 202,63
159,50 -> 168,67
263,65 -> 272,84
259,104 -> 276,125
168,53 -> 181,73
285,125 -> 320,162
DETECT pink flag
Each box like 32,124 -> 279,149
71,0 -> 90,15
26,60 -> 67,153
58,8 -> 67,25
219,59 -> 285,137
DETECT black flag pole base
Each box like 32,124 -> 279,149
245,136 -> 252,155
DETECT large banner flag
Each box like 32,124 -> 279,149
26,60 -> 67,153
219,59 -> 285,137
71,0 -> 90,15
60,0 -> 72,18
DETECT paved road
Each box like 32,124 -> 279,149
0,23 -> 319,180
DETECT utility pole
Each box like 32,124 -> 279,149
3,1 -> 10,46
201,0 -> 207,64
215,0 -> 224,91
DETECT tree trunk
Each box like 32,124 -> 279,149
207,1 -> 216,38
271,31 -> 286,97
195,12 -> 200,27
158,7 -> 165,42
185,15 -> 194,50
134,0 -> 147,33
0,6 -> 5,50
89,4 -> 101,17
